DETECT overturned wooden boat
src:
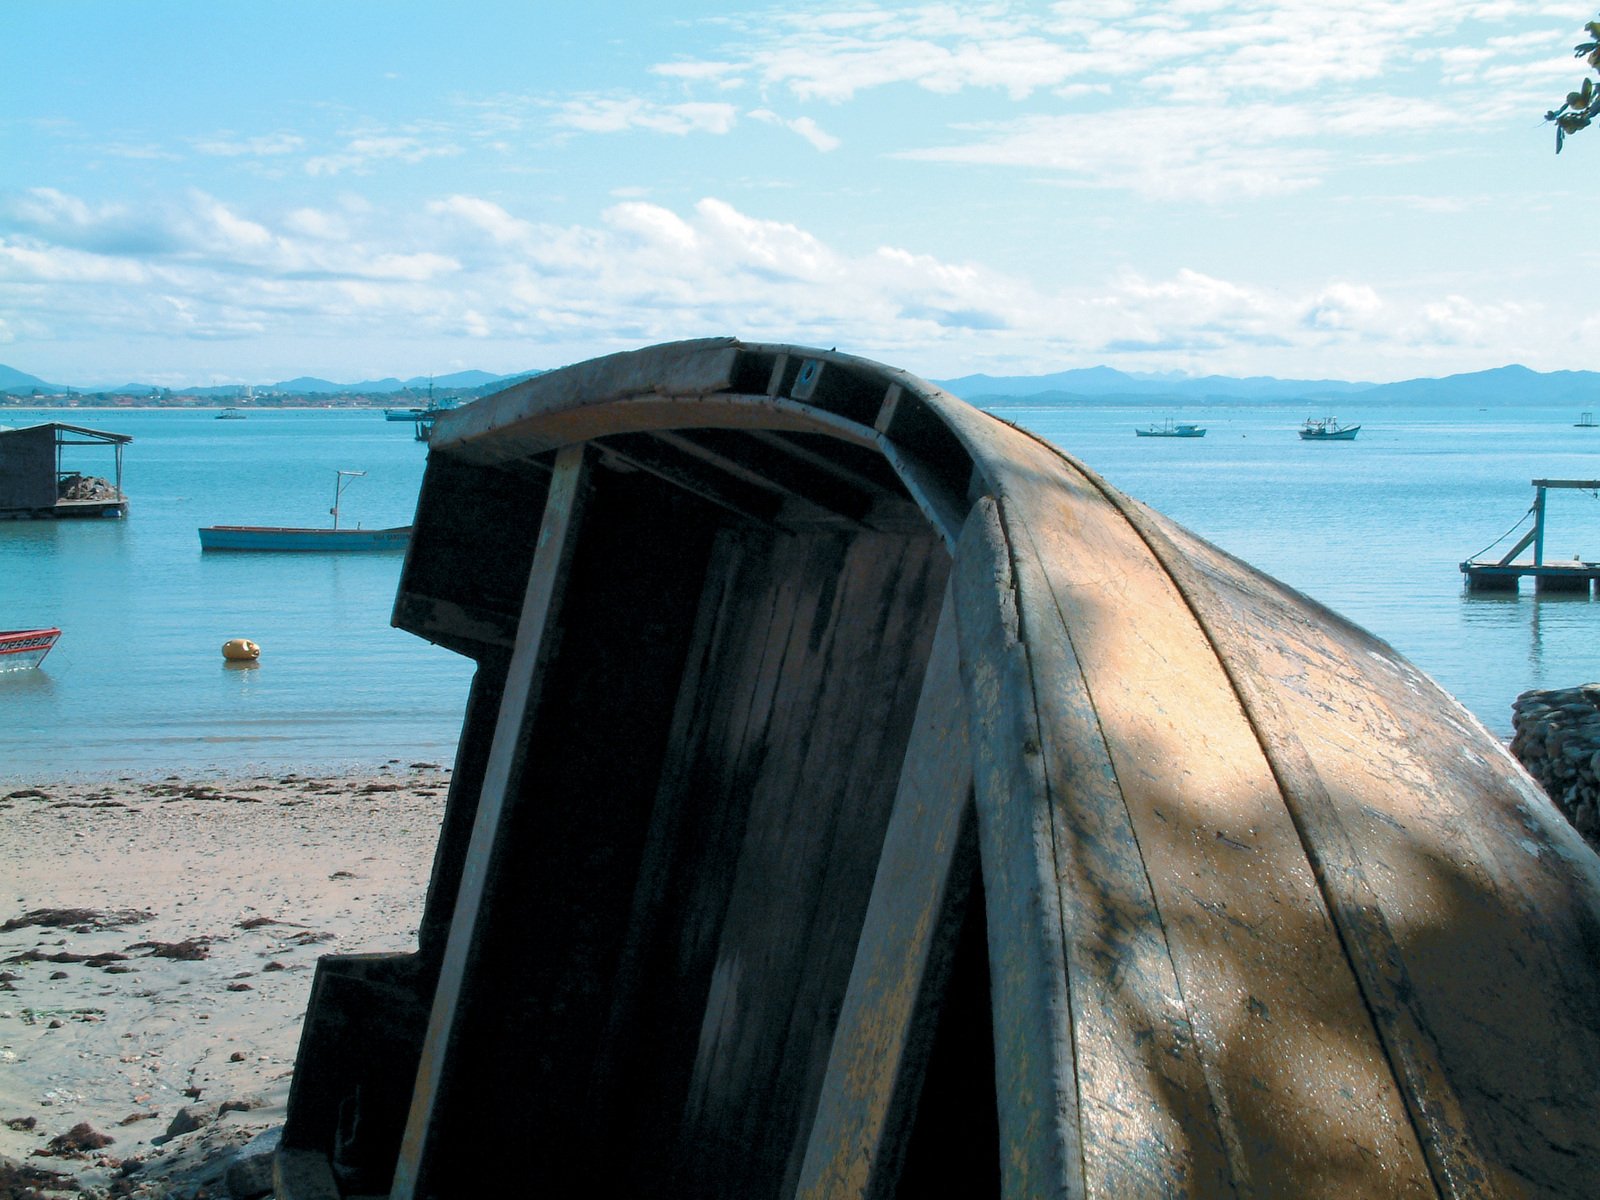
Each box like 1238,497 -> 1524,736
277,339 -> 1600,1199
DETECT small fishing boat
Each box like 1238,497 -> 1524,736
1299,415 -> 1359,440
215,408 -> 246,421
0,627 -> 61,672
1576,411 -> 1596,428
385,407 -> 427,422
198,524 -> 411,551
198,470 -> 410,552
1135,419 -> 1206,438
274,339 -> 1600,1199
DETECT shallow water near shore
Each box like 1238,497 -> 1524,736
3,399 -> 1599,779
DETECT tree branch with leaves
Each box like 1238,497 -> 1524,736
1547,16 -> 1600,150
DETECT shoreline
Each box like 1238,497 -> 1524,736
0,767 -> 450,1197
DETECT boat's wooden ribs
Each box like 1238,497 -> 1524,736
597,431 -> 788,529
743,429 -> 907,502
656,428 -> 878,523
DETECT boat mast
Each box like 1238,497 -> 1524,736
331,469 -> 366,531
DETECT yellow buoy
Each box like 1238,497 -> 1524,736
222,638 -> 260,662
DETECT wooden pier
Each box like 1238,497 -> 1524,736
1461,478 -> 1600,593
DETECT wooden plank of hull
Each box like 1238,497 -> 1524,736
1126,498 -> 1600,1196
795,587 -> 975,1200
988,432 -> 1437,1197
951,496 -> 1082,1200
927,389 -> 1600,1194
958,495 -> 1237,1198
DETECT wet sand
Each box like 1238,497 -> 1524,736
0,765 -> 450,1197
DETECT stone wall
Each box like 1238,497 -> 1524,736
1511,685 -> 1600,847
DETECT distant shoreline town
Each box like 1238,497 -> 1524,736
5,361 -> 1600,409
0,366 -> 538,410
1,386 -> 496,410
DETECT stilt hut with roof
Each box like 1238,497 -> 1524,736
0,422 -> 131,518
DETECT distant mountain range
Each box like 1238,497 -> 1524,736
4,360 -> 1599,408
930,363 -> 1600,408
932,365 -> 1374,401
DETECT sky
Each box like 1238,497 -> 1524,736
3,0 -> 1598,388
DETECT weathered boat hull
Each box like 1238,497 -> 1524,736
276,339 -> 1600,1199
197,525 -> 411,552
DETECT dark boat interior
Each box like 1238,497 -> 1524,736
281,344 -> 997,1199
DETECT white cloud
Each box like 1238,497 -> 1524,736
1305,283 -> 1385,330
0,239 -> 151,284
99,143 -> 182,161
282,208 -> 350,241
551,97 -> 739,136
428,195 -> 535,245
748,109 -> 842,151
603,202 -> 700,250
0,187 -> 1570,379
305,134 -> 463,177
1412,293 -> 1525,344
651,60 -> 747,88
192,133 -> 306,157
635,0 -> 1575,199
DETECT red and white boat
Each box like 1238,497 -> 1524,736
0,628 -> 61,672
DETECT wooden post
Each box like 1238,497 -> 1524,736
389,442 -> 592,1200
1533,484 -> 1547,567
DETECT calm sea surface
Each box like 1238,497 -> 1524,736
3,401 -> 1599,781
0,409 -> 473,781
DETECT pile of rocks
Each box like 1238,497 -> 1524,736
1511,684 -> 1600,846
56,473 -> 119,500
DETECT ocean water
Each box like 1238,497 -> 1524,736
2,400 -> 1598,781
0,408 -> 474,781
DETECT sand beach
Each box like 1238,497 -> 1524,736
0,765 -> 450,1198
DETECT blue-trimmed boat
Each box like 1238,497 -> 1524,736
198,524 -> 411,552
198,470 -> 410,552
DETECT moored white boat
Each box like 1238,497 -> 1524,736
1135,419 -> 1206,438
1300,416 -> 1360,440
